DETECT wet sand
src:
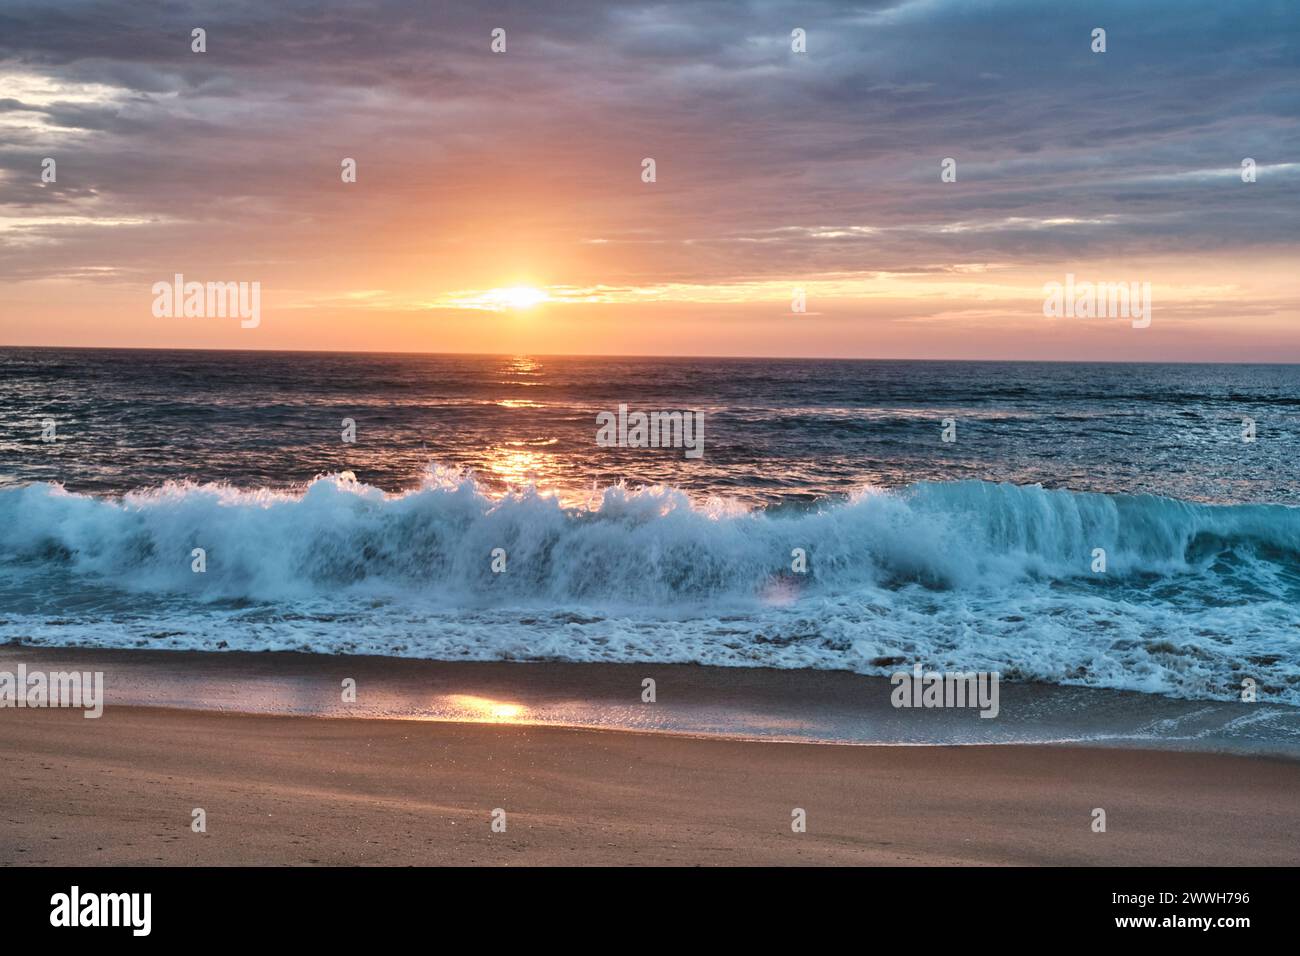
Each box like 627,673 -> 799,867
2,648 -> 1299,865
2,645 -> 1298,753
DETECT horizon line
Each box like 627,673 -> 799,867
3,343 -> 1298,366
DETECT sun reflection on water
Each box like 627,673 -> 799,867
486,447 -> 552,488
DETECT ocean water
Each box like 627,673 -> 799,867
1,348 -> 1297,704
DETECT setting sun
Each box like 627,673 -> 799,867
485,286 -> 549,310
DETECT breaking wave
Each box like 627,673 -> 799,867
2,469 -> 1298,703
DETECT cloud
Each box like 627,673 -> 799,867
0,0 -> 1296,295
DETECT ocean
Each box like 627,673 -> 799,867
1,348 -> 1298,705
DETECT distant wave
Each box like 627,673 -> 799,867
2,470 -> 1298,703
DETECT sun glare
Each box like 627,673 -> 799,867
485,286 -> 549,310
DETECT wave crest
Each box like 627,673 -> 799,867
3,471 -> 1298,606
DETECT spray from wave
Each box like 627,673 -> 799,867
2,468 -> 1297,703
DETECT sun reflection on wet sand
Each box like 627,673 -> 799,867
441,694 -> 530,723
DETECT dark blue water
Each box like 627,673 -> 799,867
2,348 -> 1297,504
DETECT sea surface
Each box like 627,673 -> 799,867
1,348 -> 1298,706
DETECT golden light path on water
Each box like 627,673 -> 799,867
481,356 -> 584,502
485,447 -> 551,489
469,354 -> 925,509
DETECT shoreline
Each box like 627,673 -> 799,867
4,647 -> 1300,865
2,644 -> 1297,757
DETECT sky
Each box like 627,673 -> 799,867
0,0 -> 1297,361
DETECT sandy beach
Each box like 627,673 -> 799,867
3,649 -> 1299,866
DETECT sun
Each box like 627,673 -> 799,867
484,286 -> 549,310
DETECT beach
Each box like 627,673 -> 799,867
7,704 -> 1300,866
3,647 -> 1299,866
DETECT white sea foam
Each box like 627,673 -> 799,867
1,469 -> 1298,704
